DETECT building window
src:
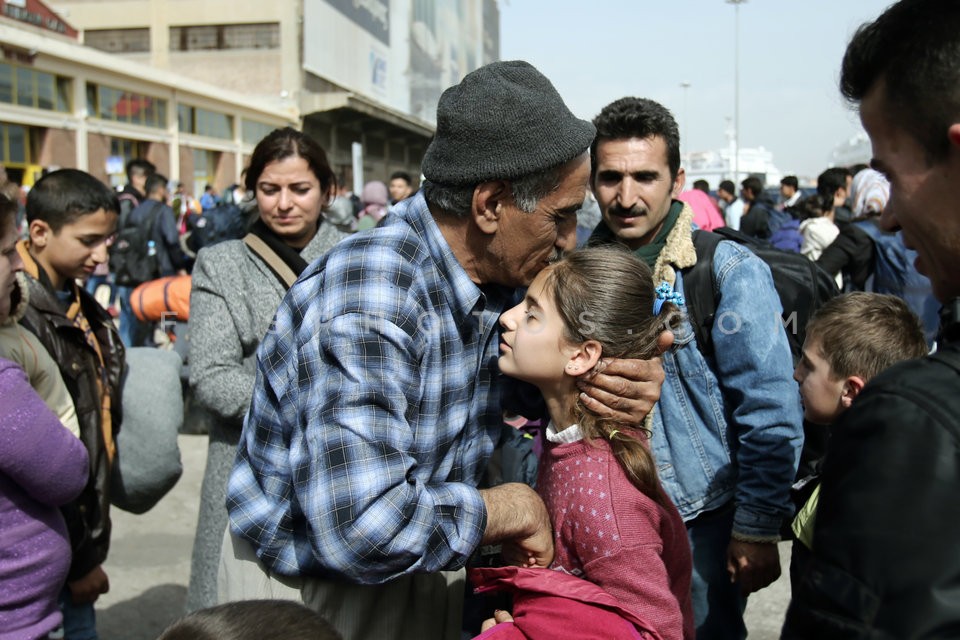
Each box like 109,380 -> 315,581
169,23 -> 280,51
192,148 -> 218,197
366,137 -> 385,159
388,142 -> 405,164
0,64 -> 10,104
179,104 -> 233,140
110,138 -> 149,160
0,62 -> 71,112
85,28 -> 150,53
241,119 -> 275,146
107,138 -> 150,188
86,83 -> 167,129
0,123 -> 42,169
1,124 -> 28,164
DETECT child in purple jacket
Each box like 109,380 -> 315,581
0,357 -> 89,639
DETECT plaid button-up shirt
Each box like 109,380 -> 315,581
226,193 -> 517,583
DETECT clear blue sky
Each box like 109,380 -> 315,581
499,0 -> 895,179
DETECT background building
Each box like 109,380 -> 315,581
47,0 -> 501,190
0,0 -> 294,195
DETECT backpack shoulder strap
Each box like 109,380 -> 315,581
117,192 -> 139,229
143,201 -> 164,235
243,234 -> 298,289
685,230 -> 723,357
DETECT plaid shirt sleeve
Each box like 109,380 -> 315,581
226,234 -> 491,584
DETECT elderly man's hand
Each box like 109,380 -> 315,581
576,331 -> 673,424
480,483 -> 555,569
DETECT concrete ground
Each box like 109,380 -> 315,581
95,434 -> 792,639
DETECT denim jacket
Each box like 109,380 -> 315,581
652,238 -> 803,540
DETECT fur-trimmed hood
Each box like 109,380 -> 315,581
650,201 -> 699,287
1,271 -> 29,326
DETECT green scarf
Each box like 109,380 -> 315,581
588,200 -> 683,268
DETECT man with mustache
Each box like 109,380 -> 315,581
588,97 -> 803,640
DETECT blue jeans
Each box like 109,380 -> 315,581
58,588 -> 98,640
116,285 -> 150,347
687,504 -> 747,640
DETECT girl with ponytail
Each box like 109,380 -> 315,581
493,245 -> 694,640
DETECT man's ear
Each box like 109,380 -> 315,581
565,340 -> 602,377
672,167 -> 686,198
28,220 -> 52,248
840,375 -> 866,408
471,180 -> 510,235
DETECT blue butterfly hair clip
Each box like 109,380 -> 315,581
653,282 -> 684,315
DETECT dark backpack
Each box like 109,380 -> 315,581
110,201 -> 163,287
853,219 -> 940,344
185,202 -> 249,254
767,206 -> 791,234
768,215 -> 803,254
684,227 -> 840,362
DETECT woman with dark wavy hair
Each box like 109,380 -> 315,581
185,127 -> 348,611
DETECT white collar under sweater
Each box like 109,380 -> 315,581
545,421 -> 583,444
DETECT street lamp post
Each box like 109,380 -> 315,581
680,81 -> 691,161
726,0 -> 747,184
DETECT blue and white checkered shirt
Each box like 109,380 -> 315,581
226,193 -> 517,583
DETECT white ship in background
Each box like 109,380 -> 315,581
829,132 -> 871,168
681,119 -> 784,189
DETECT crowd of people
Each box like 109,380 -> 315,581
1,0 -> 959,638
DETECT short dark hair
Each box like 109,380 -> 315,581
591,97 -> 681,182
26,169 -> 120,232
145,173 -> 168,196
848,163 -> 869,176
719,180 -> 736,194
389,171 -> 412,185
125,158 -> 155,182
245,127 -> 337,201
806,292 -> 928,381
817,167 -> 850,199
157,600 -> 342,640
840,0 -> 960,163
793,193 -> 833,221
693,179 -> 710,192
780,175 -> 799,189
740,175 -> 763,195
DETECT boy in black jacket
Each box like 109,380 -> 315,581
788,293 -> 927,589
17,169 -> 125,640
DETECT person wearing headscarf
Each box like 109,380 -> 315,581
850,168 -> 890,218
356,181 -> 390,232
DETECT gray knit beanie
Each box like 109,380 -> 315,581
421,60 -> 596,185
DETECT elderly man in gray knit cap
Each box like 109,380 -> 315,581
218,60 -> 666,640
